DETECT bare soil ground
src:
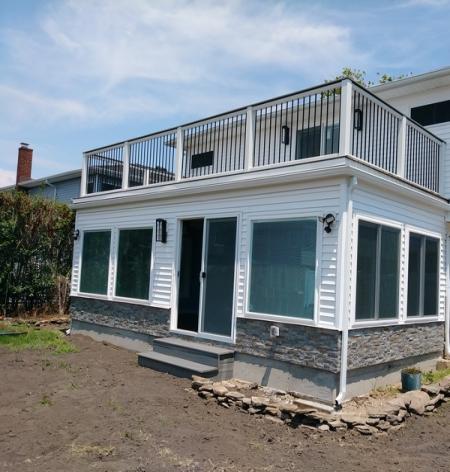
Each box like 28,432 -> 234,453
1,334 -> 449,472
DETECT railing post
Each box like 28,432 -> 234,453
80,152 -> 88,197
245,106 -> 255,171
339,79 -> 353,156
175,127 -> 183,181
397,116 -> 407,178
438,142 -> 444,193
122,142 -> 130,190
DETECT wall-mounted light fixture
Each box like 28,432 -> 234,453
73,229 -> 80,241
156,218 -> 167,243
354,108 -> 363,131
281,125 -> 290,145
319,213 -> 336,233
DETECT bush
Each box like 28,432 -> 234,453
0,191 -> 74,316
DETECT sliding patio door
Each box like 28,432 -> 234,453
176,217 -> 237,339
201,218 -> 237,337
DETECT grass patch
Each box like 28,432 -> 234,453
40,394 -> 52,406
371,384 -> 401,399
422,368 -> 450,385
70,443 -> 115,458
0,324 -> 76,354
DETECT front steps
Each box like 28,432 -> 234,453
138,337 -> 235,380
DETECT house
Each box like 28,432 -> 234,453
69,68 -> 450,406
0,143 -> 81,203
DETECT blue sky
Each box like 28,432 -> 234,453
1,0 -> 449,185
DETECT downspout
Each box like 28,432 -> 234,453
44,179 -> 57,201
335,175 -> 357,408
445,225 -> 450,358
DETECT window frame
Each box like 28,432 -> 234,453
295,122 -> 340,160
112,225 -> 155,304
405,227 -> 441,320
245,215 -> 322,326
78,228 -> 113,298
352,215 -> 402,326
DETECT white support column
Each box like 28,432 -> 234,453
397,116 -> 407,178
122,142 -> 130,190
438,142 -> 444,194
339,79 -> 353,157
245,106 -> 255,171
80,152 -> 88,197
175,127 -> 183,181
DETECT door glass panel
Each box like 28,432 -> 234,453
407,234 -> 421,316
80,231 -> 111,295
202,218 -> 237,336
177,219 -> 204,331
378,227 -> 399,318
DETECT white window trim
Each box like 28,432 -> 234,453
404,225 -> 442,320
351,214 -> 402,327
111,225 -> 155,303
77,228 -> 113,297
244,215 -> 322,326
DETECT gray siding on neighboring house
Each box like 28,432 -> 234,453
27,177 -> 81,203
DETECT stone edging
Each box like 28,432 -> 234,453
192,376 -> 450,435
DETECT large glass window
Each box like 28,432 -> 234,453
296,124 -> 339,160
249,219 -> 317,319
407,233 -> 439,317
115,228 -> 153,300
355,221 -> 400,320
80,231 -> 111,295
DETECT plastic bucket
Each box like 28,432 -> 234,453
401,371 -> 422,392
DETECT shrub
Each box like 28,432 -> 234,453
0,191 -> 74,316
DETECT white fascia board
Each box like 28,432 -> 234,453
72,155 -> 449,212
19,169 -> 82,188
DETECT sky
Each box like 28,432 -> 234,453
0,0 -> 450,185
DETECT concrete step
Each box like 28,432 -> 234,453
137,351 -> 218,379
153,337 -> 234,368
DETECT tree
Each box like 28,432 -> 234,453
330,67 -> 412,87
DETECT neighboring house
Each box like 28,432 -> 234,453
69,68 -> 450,406
0,143 -> 81,204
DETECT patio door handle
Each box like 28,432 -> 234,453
201,271 -> 206,279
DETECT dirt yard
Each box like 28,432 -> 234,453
1,334 -> 449,472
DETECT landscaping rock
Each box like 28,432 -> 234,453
198,384 -> 213,393
278,403 -> 298,414
264,407 -> 279,416
427,393 -> 444,406
251,396 -> 270,408
226,391 -> 244,401
318,424 -> 330,432
341,414 -> 367,426
355,424 -> 378,435
421,384 -> 440,396
402,391 -> 430,415
212,384 -> 228,397
327,419 -> 347,431
198,391 -> 214,399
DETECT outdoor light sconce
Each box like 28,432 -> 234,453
354,108 -> 363,131
156,218 -> 167,243
73,229 -> 80,241
319,213 -> 336,233
281,125 -> 290,145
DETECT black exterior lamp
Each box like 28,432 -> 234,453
320,214 -> 336,233
281,125 -> 290,145
73,229 -> 80,241
156,218 -> 167,243
354,108 -> 363,131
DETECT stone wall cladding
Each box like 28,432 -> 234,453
70,296 -> 170,338
235,318 -> 341,373
348,322 -> 444,370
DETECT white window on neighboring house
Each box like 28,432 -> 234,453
407,233 -> 439,317
355,221 -> 400,320
79,230 -> 111,295
248,219 -> 317,320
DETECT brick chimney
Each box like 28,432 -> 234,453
16,143 -> 33,185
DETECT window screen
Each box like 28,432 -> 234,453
407,233 -> 439,317
115,228 -> 153,300
355,221 -> 400,320
80,231 -> 111,294
249,219 -> 317,319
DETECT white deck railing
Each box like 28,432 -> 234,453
81,80 -> 444,197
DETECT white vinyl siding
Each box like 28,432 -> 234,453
350,183 -> 446,326
71,181 -> 342,328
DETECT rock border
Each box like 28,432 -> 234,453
192,376 -> 450,435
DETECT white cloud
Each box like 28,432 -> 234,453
0,169 -> 15,187
0,0 -> 364,125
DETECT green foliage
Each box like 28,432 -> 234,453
0,324 -> 77,354
331,67 -> 413,87
0,190 -> 75,315
422,368 -> 450,385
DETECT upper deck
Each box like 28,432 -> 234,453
79,79 -> 444,200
